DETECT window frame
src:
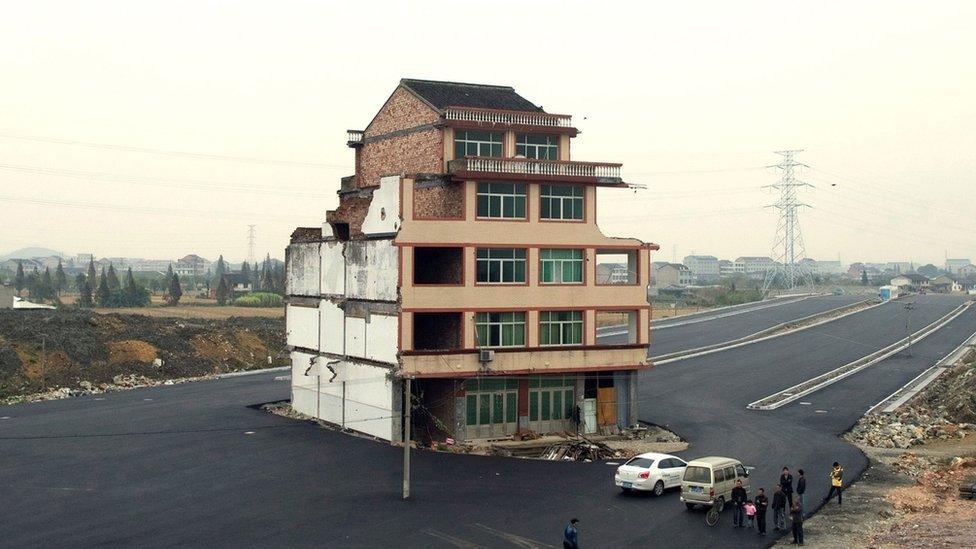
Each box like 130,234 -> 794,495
540,184 -> 585,222
476,182 -> 528,220
454,130 -> 503,158
515,133 -> 559,160
475,248 -> 528,284
475,311 -> 527,348
539,310 -> 584,346
539,248 -> 585,285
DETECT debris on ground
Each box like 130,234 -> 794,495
0,309 -> 284,401
540,438 -> 621,461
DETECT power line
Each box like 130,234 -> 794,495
0,132 -> 352,170
0,194 -> 296,222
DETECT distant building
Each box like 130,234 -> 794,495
221,273 -> 252,297
683,255 -> 720,282
886,262 -> 914,274
929,275 -> 959,294
734,256 -> 774,279
945,259 -> 975,276
718,259 -> 737,277
652,263 -> 694,287
890,273 -> 929,292
174,254 -> 212,278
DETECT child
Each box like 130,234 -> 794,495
744,499 -> 757,529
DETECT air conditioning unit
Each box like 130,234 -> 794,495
478,349 -> 495,363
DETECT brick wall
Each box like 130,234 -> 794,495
413,182 -> 464,219
359,128 -> 442,188
365,87 -> 439,138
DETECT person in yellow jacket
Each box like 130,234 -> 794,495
822,462 -> 843,506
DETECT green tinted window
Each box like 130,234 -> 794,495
455,131 -> 503,158
540,249 -> 584,284
477,183 -> 526,219
540,185 -> 584,220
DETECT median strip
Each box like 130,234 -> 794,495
747,302 -> 973,411
651,295 -> 811,330
652,298 -> 876,365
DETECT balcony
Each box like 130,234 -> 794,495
445,106 -> 573,128
347,129 -> 364,147
401,345 -> 647,378
448,157 -> 624,186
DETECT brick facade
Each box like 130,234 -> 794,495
358,128 -> 442,189
364,87 -> 439,138
413,181 -> 464,219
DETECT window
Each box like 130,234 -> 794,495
540,185 -> 584,220
540,249 -> 584,284
540,311 -> 583,345
684,466 -> 712,483
477,183 -> 526,219
625,457 -> 655,469
476,248 -> 526,283
475,312 -> 526,347
455,130 -> 502,158
516,134 -> 559,159
413,247 -> 462,285
464,378 -> 519,427
714,468 -> 726,482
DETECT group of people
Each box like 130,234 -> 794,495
730,462 -> 844,546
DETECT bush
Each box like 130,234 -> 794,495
233,292 -> 282,308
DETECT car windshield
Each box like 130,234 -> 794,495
624,457 -> 655,469
683,466 -> 712,483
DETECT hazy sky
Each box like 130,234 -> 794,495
2,1 -> 974,265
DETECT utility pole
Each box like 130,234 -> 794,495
402,377 -> 411,500
904,302 -> 915,357
246,225 -> 257,266
762,150 -> 816,295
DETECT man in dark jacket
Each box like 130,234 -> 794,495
779,467 -> 795,508
772,485 -> 787,530
563,518 -> 580,549
754,488 -> 769,536
730,479 -> 748,527
796,469 -> 807,509
790,500 -> 804,545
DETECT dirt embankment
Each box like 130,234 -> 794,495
0,309 -> 285,399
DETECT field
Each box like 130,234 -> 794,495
58,294 -> 283,320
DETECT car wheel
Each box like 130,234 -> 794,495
685,502 -> 696,511
653,481 -> 664,496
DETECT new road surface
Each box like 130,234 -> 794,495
2,294 -> 973,548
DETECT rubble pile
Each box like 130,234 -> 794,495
1,373 -> 206,405
541,438 -> 626,461
0,309 -> 284,400
846,354 -> 976,449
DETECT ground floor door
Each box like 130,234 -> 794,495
528,376 -> 576,434
465,389 -> 518,440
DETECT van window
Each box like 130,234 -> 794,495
714,468 -> 726,482
736,464 -> 747,478
683,466 -> 711,483
723,467 -> 735,481
624,457 -> 654,469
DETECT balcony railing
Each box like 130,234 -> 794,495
449,157 -> 622,183
347,129 -> 363,146
444,107 -> 573,128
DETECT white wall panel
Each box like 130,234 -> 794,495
286,304 -> 319,350
345,240 -> 398,301
365,314 -> 399,364
321,241 -> 345,295
344,316 -> 367,360
286,242 -> 320,296
319,300 -> 344,355
361,175 -> 401,236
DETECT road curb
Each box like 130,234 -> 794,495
747,301 -> 973,410
867,327 -> 976,414
651,295 -> 813,331
217,366 -> 290,379
652,298 -> 876,365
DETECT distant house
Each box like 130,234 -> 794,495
945,259 -> 973,276
734,256 -> 774,279
929,275 -> 959,294
652,263 -> 694,287
221,273 -> 252,297
174,254 -> 212,278
890,273 -> 929,292
683,255 -> 720,282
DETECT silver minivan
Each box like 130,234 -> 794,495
679,456 -> 751,510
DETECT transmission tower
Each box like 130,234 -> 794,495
246,225 -> 257,265
761,150 -> 816,294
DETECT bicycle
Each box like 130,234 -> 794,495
704,497 -> 725,527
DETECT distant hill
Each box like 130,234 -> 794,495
0,247 -> 69,261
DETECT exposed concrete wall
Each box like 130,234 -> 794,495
360,175 -> 401,236
286,242 -> 321,297
345,240 -> 398,302
321,241 -> 345,296
319,300 -> 344,355
286,304 -> 319,350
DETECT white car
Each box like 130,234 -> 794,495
614,452 -> 688,496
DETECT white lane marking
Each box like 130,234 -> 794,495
143,398 -> 154,401
800,402 -> 811,405
1,416 -> 11,420
244,431 -> 256,435
93,398 -> 105,401
814,410 -> 828,414
606,462 -> 620,466
273,375 -> 291,381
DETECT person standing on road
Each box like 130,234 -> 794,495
796,469 -> 807,509
744,500 -> 756,529
790,500 -> 804,545
563,518 -> 580,549
823,462 -> 844,506
754,488 -> 769,536
731,479 -> 748,528
772,485 -> 787,530
779,466 -> 795,508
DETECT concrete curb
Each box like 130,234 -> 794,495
747,301 -> 973,411
867,327 -> 976,414
651,298 -> 876,365
217,366 -> 290,379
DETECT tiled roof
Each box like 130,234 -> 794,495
400,79 -> 541,112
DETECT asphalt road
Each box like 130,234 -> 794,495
2,294 -> 972,548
